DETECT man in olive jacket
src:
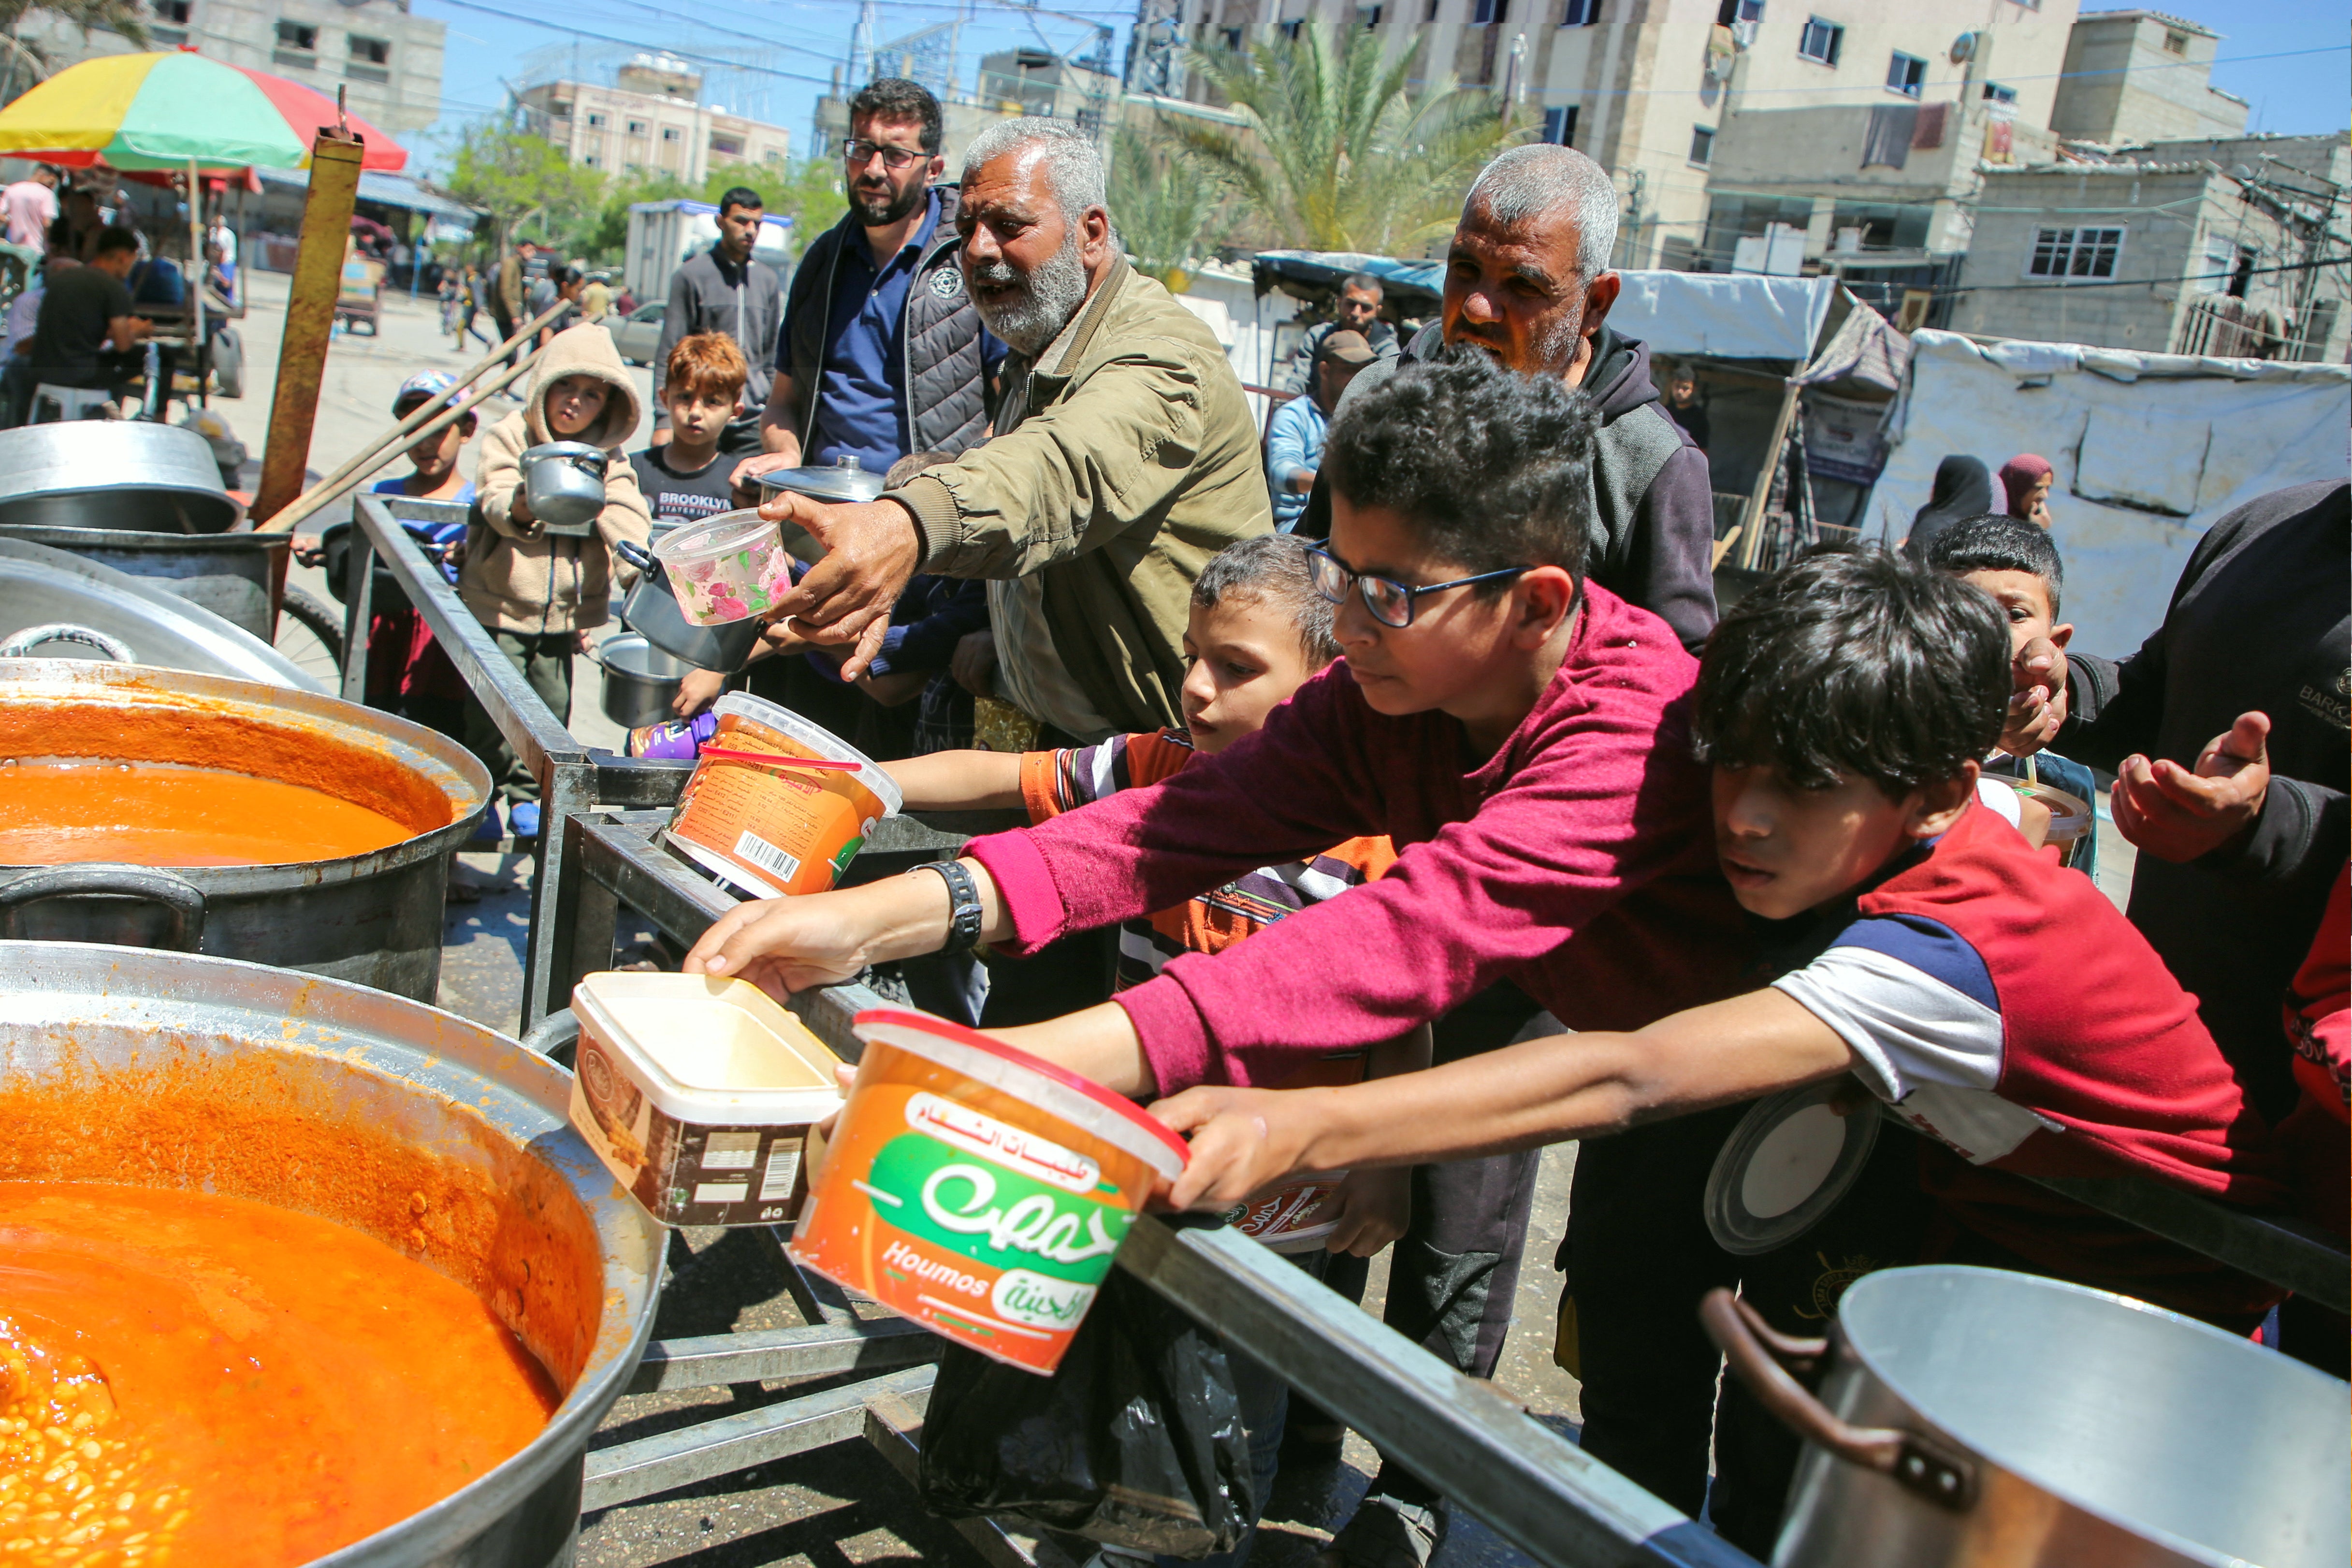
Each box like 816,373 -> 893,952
759,117 -> 1270,740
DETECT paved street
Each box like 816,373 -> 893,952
218,268 -> 2139,1568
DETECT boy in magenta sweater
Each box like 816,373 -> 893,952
1153,548 -> 2289,1553
688,352 -> 1749,1558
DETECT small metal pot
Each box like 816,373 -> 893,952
521,441 -> 608,536
756,457 -> 883,564
612,537 -> 763,673
1706,1265 -> 2351,1568
592,632 -> 687,728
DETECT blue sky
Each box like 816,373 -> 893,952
404,2 -> 2350,178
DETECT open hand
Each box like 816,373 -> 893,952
2110,711 -> 2271,863
762,494 -> 921,682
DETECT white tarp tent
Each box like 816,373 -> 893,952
1605,273 -> 1838,362
1875,330 -> 2351,654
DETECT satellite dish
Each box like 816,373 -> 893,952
1949,30 -> 1977,65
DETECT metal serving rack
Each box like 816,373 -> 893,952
341,494 -> 2348,1566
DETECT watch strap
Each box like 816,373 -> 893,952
917,859 -> 984,956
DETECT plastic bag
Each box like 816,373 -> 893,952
916,1269 -> 1258,1558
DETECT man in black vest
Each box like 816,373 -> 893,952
738,77 -> 1003,487
651,186 -> 781,456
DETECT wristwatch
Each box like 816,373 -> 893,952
914,860 -> 984,956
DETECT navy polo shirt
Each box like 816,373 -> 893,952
794,188 -> 1005,474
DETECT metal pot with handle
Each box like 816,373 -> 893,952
1705,1265 -> 2350,1568
589,631 -> 689,728
521,441 -> 608,536
612,537 -> 764,673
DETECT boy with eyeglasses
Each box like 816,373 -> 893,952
688,351 -> 1749,1558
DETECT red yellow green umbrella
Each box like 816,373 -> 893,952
0,50 -> 407,173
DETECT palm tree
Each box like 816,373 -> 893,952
1171,25 -> 1525,257
1108,121 -> 1228,289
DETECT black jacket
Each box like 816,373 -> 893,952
1295,323 -> 1719,653
654,245 -> 783,425
2062,479 -> 2350,1118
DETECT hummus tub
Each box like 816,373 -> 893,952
663,693 -> 903,899
790,1009 -> 1189,1375
567,972 -> 846,1227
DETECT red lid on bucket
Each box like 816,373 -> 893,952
852,1007 -> 1191,1171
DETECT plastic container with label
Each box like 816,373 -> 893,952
663,693 -> 903,899
567,972 -> 846,1227
650,508 -> 797,625
790,1009 -> 1189,1375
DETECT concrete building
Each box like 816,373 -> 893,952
810,52 -> 1119,176
1945,140 -> 2350,361
15,0 -> 445,135
2048,11 -> 2247,145
516,55 -> 791,183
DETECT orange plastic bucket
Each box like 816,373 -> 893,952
663,693 -> 902,899
790,1009 -> 1189,1375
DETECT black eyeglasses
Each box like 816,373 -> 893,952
842,137 -> 923,170
1305,545 -> 1529,629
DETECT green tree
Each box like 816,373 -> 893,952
443,122 -> 604,255
1109,121 -> 1229,287
752,155 -> 846,249
1172,25 -> 1525,256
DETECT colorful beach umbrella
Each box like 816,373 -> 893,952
0,50 -> 407,173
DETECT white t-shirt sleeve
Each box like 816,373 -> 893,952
1772,915 -> 2056,1164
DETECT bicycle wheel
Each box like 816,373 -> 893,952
275,586 -> 347,689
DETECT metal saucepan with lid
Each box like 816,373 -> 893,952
756,456 -> 884,563
1705,1264 -> 2351,1567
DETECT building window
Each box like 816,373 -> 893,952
763,148 -> 783,163
586,111 -> 606,127
1797,16 -> 1841,66
1561,0 -> 1598,20
1715,0 -> 1761,18
661,126 -> 682,142
274,19 -> 316,50
626,118 -> 648,136
1278,18 -> 1302,38
2026,225 -> 2124,280
2162,28 -> 2188,55
582,154 -> 600,167
348,35 -> 387,63
1541,104 -> 1578,144
1424,0 -> 1439,20
1357,3 -> 1382,24
711,134 -> 742,156
1471,0 -> 1507,18
153,0 -> 190,18
1885,51 -> 1925,96
1982,81 -> 2016,104
1220,25 -> 1243,48
1688,125 -> 1714,164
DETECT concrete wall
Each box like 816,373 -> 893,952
2050,13 -> 2246,144
1948,167 -> 2213,351
19,0 -> 445,135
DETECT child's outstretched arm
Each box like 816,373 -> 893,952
882,752 -> 1025,813
1153,990 -> 1856,1213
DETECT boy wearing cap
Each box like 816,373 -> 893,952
1265,330 -> 1375,533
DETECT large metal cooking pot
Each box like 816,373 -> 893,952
0,420 -> 240,534
0,533 -> 315,687
0,523 -> 288,639
0,659 -> 491,999
589,631 -> 686,727
612,537 -> 764,672
0,941 -> 664,1568
1706,1265 -> 2351,1568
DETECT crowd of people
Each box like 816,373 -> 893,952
331,74 -> 2345,1565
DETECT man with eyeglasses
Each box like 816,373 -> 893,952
1296,143 -> 1716,659
740,78 -> 1004,493
650,184 -> 779,456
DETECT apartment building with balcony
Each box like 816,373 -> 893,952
517,55 -> 791,184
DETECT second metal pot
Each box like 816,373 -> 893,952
1707,1264 -> 2350,1568
612,537 -> 762,673
592,632 -> 688,727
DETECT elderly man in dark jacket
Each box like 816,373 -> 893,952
1296,144 -> 1716,657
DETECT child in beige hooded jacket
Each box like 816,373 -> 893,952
461,322 -> 653,834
